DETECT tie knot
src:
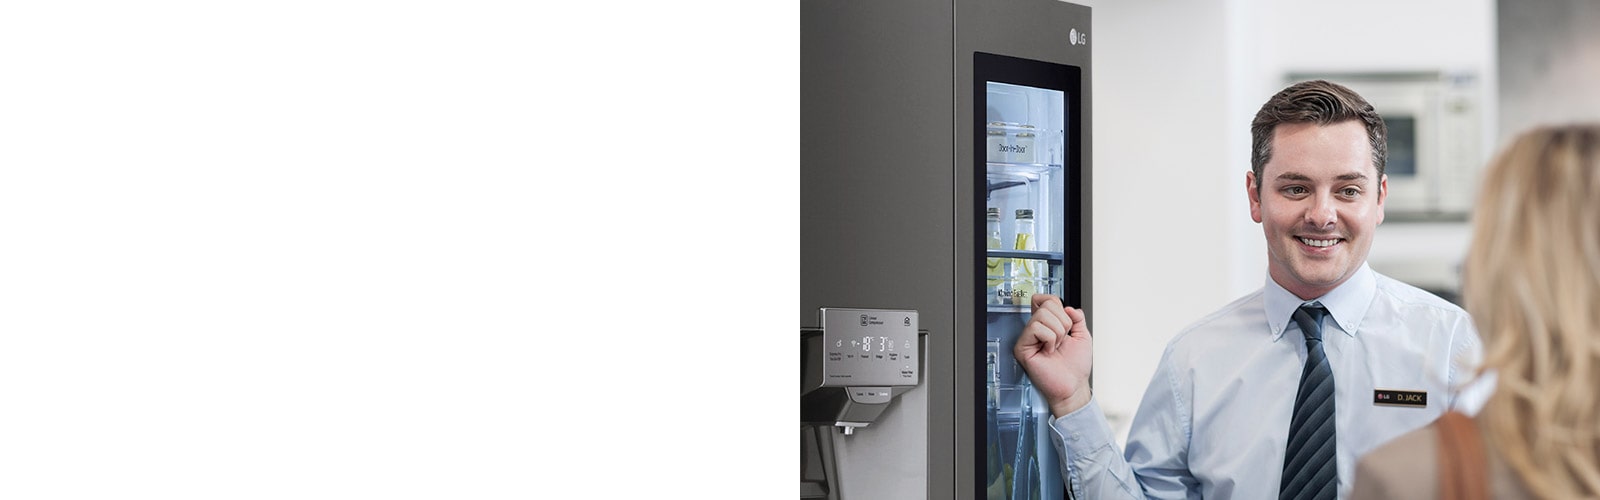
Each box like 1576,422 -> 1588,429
1292,304 -> 1328,342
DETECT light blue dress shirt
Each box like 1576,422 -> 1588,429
1048,264 -> 1488,499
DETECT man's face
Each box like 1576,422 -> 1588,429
1248,120 -> 1387,300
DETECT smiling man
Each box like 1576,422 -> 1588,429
1012,80 -> 1488,500
1253,119 -> 1382,300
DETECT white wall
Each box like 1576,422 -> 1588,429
1068,0 -> 1238,437
1498,0 -> 1600,145
1071,0 -> 1496,443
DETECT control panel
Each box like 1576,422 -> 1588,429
819,308 -> 919,387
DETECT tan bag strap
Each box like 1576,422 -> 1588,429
1436,411 -> 1490,500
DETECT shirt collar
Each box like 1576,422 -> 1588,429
1264,262 -> 1375,342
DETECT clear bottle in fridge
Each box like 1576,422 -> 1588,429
1011,381 -> 1040,500
986,339 -> 1007,499
987,207 -> 1005,305
1011,209 -> 1038,304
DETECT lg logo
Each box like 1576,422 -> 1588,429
1069,28 -> 1088,46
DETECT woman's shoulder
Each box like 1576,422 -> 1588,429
1348,422 -> 1441,499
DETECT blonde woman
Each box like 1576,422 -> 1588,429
1350,124 -> 1600,498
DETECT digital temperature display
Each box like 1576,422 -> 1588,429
834,336 -> 896,352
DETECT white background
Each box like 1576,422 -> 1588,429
0,1 -> 795,498
1,0 -> 1526,496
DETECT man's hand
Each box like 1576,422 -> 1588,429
1012,294 -> 1093,418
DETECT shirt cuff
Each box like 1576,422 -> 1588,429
1048,396 -> 1116,455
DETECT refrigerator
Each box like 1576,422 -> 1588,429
801,1 -> 1091,499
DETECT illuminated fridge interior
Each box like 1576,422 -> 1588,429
977,51 -> 1080,500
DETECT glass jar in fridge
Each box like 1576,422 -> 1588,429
987,123 -> 1009,163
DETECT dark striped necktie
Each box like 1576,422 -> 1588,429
1280,303 -> 1337,500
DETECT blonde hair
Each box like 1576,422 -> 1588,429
1469,124 -> 1600,498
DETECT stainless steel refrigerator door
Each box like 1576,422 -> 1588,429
803,0 -> 953,498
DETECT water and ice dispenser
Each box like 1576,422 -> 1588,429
801,308 -> 926,500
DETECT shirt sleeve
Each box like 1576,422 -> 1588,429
1045,350 -> 1196,499
1447,311 -> 1494,415
1047,397 -> 1143,498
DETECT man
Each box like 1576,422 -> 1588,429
1015,80 -> 1487,499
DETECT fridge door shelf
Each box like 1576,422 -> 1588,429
985,276 -> 1061,308
986,249 -> 1062,261
988,161 -> 1060,169
987,162 -> 1060,178
985,122 -> 1046,133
